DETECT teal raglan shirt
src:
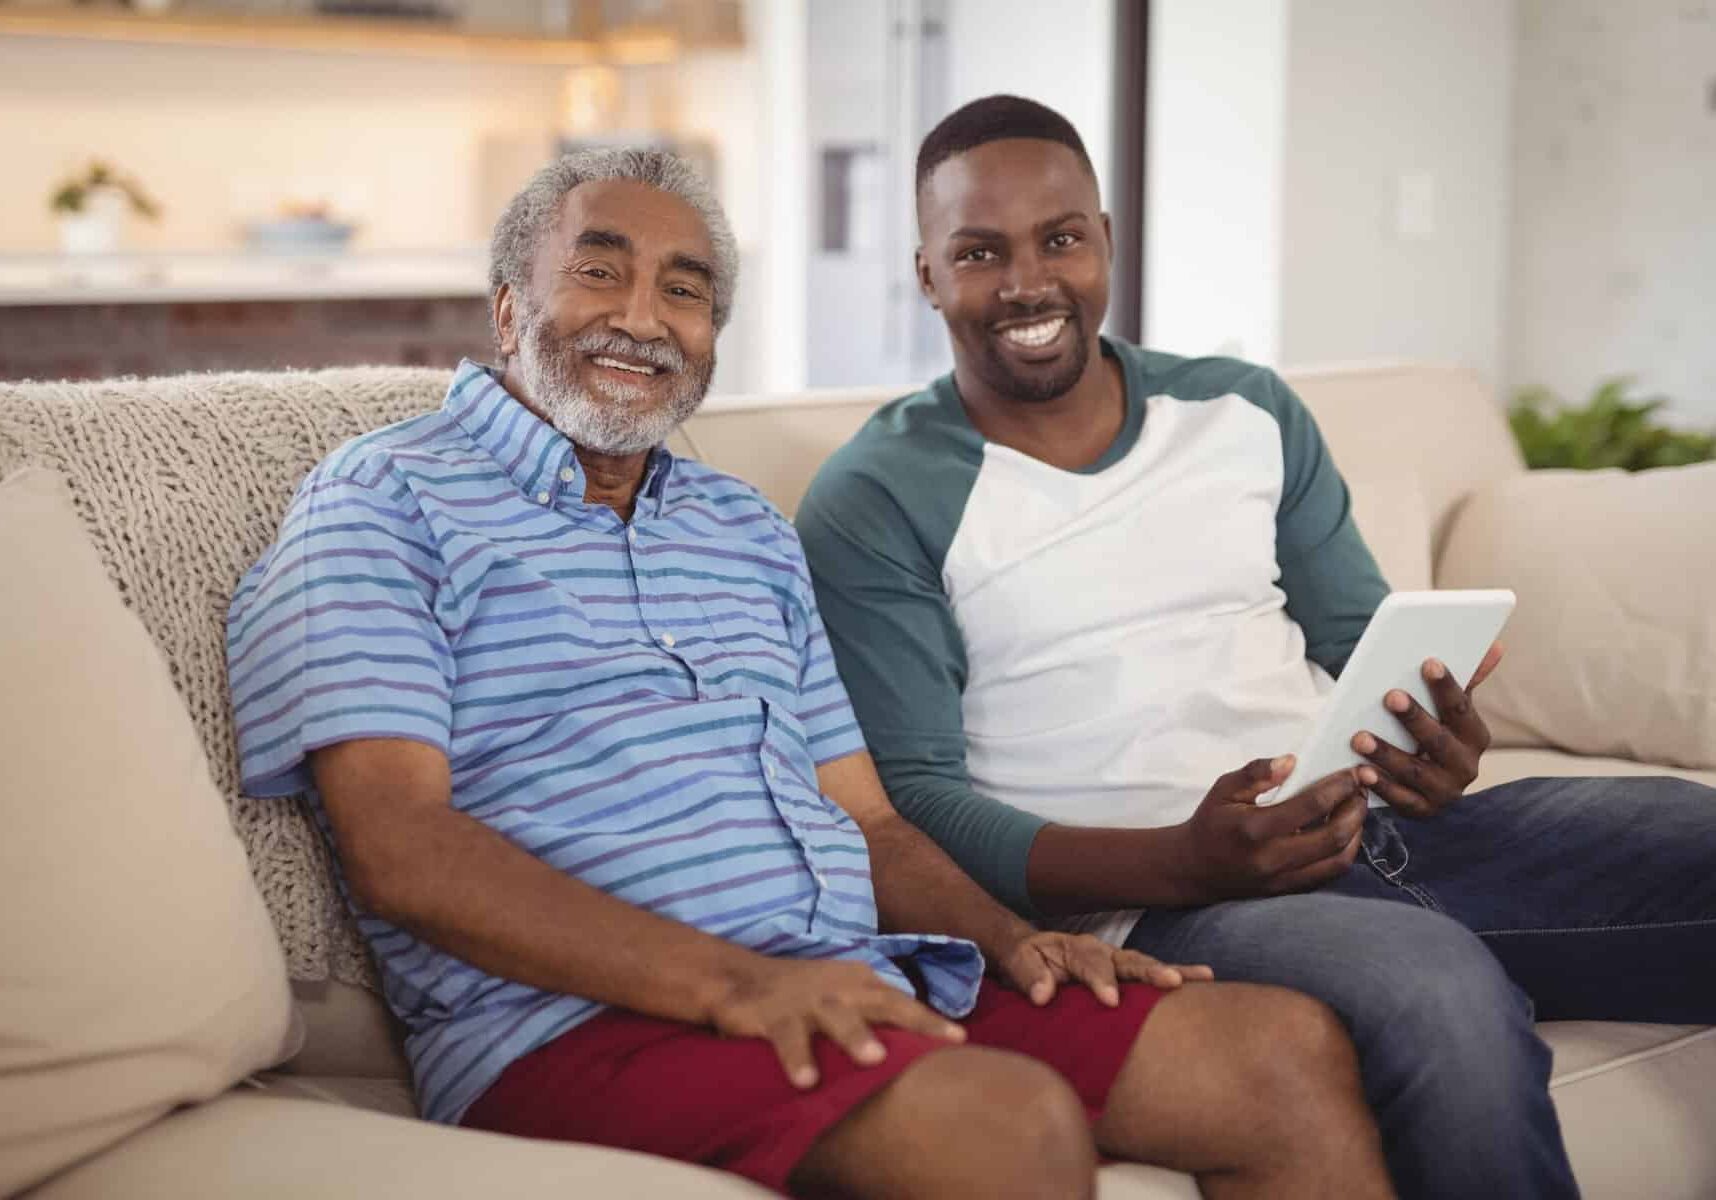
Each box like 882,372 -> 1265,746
795,338 -> 1389,917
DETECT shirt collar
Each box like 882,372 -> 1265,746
443,359 -> 677,517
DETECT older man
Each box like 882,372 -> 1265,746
227,149 -> 1393,1199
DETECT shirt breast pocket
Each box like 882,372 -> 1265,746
692,576 -> 803,707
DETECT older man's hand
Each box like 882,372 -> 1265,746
996,931 -> 1214,1007
708,957 -> 966,1090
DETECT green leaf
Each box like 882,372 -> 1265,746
1508,378 -> 1715,471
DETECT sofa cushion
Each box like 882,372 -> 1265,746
1437,464 -> 1716,768
0,368 -> 448,989
1545,1024 -> 1716,1200
275,979 -> 411,1081
1475,747 -> 1716,792
24,1093 -> 773,1200
0,468 -> 301,1196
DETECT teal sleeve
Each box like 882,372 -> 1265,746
796,460 -> 1047,917
1258,370 -> 1389,674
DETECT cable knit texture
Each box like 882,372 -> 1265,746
0,367 -> 450,987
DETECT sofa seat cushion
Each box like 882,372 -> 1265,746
0,468 -> 301,1196
23,1093 -> 772,1200
1475,747 -> 1716,791
1543,1024 -> 1716,1200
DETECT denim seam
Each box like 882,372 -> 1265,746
1400,881 -> 1443,912
1481,917 -> 1716,936
1361,837 -> 1408,881
1360,837 -> 1444,912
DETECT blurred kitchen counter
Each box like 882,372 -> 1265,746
0,248 -> 489,307
0,250 -> 496,381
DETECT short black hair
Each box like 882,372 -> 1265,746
914,94 -> 1095,196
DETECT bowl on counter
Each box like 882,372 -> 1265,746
243,217 -> 356,255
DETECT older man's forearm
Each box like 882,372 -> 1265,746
861,811 -> 1037,968
351,804 -> 774,1026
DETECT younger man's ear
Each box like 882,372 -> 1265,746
914,248 -> 939,310
493,283 -> 519,359
1101,212 -> 1114,261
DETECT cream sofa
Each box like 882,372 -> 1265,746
2,362 -> 1711,1200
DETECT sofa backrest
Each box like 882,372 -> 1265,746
1280,364 -> 1524,562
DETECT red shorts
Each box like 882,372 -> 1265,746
461,979 -> 1163,1194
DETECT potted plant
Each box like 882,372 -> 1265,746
1510,378 -> 1716,470
49,162 -> 161,256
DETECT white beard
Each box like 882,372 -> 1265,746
514,311 -> 712,455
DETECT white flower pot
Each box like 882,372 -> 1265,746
56,187 -> 128,256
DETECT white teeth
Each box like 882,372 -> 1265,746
1001,317 -> 1066,348
592,356 -> 658,375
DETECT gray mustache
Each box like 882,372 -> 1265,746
571,329 -> 686,374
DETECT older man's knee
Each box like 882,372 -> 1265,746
1194,984 -> 1367,1137
795,1045 -> 1096,1200
926,1043 -> 1098,1181
1264,986 -> 1361,1084
903,1047 -> 1095,1195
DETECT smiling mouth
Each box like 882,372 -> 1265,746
590,355 -> 662,377
995,315 -> 1068,350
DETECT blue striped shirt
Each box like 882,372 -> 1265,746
227,361 -> 984,1124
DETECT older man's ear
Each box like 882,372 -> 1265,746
493,283 -> 519,361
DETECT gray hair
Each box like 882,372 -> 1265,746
488,147 -> 738,346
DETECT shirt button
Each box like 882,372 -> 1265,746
814,872 -> 828,887
660,633 -> 676,648
536,490 -> 551,505
626,527 -> 637,543
559,467 -> 575,483
766,764 -> 778,780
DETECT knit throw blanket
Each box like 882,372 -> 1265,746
0,367 -> 451,987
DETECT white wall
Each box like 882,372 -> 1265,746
944,0 -> 1115,203
1144,0 -> 1515,388
1144,0 -> 1288,365
1280,0 -> 1514,389
1507,0 -> 1716,426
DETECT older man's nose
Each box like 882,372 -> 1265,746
610,282 -> 668,344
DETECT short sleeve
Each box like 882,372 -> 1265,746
226,468 -> 454,795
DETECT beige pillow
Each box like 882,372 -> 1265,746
0,468 -> 300,1195
1436,463 -> 1716,769
1345,473 -> 1433,593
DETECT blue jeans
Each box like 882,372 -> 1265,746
1122,775 -> 1716,1199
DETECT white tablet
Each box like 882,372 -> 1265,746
1261,589 -> 1516,806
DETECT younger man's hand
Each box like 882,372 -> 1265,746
1171,757 -> 1368,904
996,931 -> 1214,1007
1353,642 -> 1503,820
